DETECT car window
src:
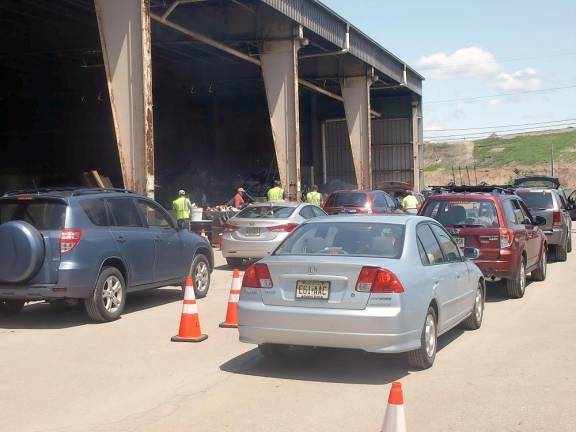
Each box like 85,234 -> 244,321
0,199 -> 66,230
558,193 -> 567,210
80,199 -> 109,227
299,206 -> 315,220
516,191 -> 554,210
430,224 -> 462,263
509,200 -> 526,225
236,206 -> 295,219
417,238 -> 430,265
325,192 -> 367,208
503,200 -> 517,225
275,222 -> 405,258
422,199 -> 499,228
517,201 -> 534,225
384,194 -> 397,208
373,193 -> 387,208
107,198 -> 143,228
311,206 -> 327,217
417,224 -> 445,265
137,200 -> 173,229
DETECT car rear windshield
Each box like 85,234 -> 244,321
236,205 -> 295,219
0,199 -> 66,230
325,192 -> 367,208
516,191 -> 554,209
274,222 -> 405,258
422,199 -> 499,228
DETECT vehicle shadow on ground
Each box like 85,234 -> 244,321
484,280 -> 537,303
0,288 -> 183,330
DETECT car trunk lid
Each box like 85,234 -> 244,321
447,226 -> 502,261
228,218 -> 294,241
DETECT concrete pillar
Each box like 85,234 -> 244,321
260,23 -> 303,201
411,97 -> 424,192
341,75 -> 373,190
94,0 -> 154,197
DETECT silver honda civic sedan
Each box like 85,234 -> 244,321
221,202 -> 326,268
238,215 -> 485,369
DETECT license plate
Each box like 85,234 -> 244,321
295,281 -> 330,300
454,236 -> 465,248
245,227 -> 260,236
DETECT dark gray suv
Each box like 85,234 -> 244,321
0,188 -> 213,322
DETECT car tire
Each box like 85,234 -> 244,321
85,267 -> 126,323
407,306 -> 437,370
567,231 -> 572,253
258,343 -> 290,358
191,254 -> 211,299
531,248 -> 547,282
460,282 -> 484,330
555,242 -> 568,262
0,300 -> 25,317
506,259 -> 526,299
226,257 -> 244,268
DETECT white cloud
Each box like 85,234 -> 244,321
493,68 -> 542,91
417,46 -> 500,80
488,98 -> 502,106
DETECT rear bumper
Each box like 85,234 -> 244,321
221,235 -> 286,259
473,250 -> 518,280
238,298 -> 420,354
543,228 -> 563,246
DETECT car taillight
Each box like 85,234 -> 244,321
365,196 -> 373,214
552,211 -> 562,226
500,228 -> 513,248
223,223 -> 239,232
60,228 -> 82,254
268,223 -> 298,233
355,267 -> 404,293
242,263 -> 273,289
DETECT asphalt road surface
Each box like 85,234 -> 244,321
1,249 -> 575,432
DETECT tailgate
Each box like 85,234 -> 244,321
448,227 -> 501,261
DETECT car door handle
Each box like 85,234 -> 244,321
116,236 -> 126,243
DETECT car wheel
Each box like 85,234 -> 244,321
531,248 -> 547,282
85,267 -> 126,322
506,259 -> 526,299
461,282 -> 484,330
407,306 -> 437,370
191,254 -> 211,299
258,343 -> 290,358
555,241 -> 568,262
226,257 -> 244,268
0,300 -> 25,317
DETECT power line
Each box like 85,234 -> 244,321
425,125 -> 575,142
425,85 -> 576,104
424,118 -> 576,133
426,124 -> 576,139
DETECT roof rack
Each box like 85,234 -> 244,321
428,185 -> 516,195
2,187 -> 135,197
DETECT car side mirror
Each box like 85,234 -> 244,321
463,248 -> 480,260
534,216 -> 547,226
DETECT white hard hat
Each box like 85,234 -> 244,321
179,189 -> 186,195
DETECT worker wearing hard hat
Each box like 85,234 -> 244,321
267,180 -> 285,201
401,191 -> 419,215
173,189 -> 193,230
306,185 -> 322,206
233,187 -> 247,209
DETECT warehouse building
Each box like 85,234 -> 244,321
0,0 -> 423,206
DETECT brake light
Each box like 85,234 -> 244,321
223,223 -> 239,232
355,267 -> 404,293
268,223 -> 298,233
500,228 -> 513,248
365,196 -> 373,214
242,264 -> 273,288
60,228 -> 82,254
16,196 -> 33,201
552,211 -> 562,226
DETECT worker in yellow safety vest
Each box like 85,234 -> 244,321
306,185 -> 322,206
173,189 -> 193,230
267,180 -> 285,201
401,191 -> 419,215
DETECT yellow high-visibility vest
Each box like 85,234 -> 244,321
267,186 -> 284,201
306,191 -> 322,206
173,196 -> 190,220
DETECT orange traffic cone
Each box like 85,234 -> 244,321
381,382 -> 406,432
171,277 -> 208,343
220,269 -> 241,328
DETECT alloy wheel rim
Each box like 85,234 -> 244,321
475,286 -> 483,322
194,261 -> 209,293
542,251 -> 547,277
102,275 -> 123,313
519,262 -> 526,293
424,314 -> 436,358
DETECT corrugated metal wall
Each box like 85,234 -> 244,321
323,117 -> 413,187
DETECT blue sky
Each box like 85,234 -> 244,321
322,0 -> 576,141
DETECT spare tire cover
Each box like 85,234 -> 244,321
0,221 -> 45,283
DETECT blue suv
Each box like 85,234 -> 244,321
0,188 -> 213,322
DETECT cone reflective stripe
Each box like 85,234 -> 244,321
171,277 -> 208,343
381,382 -> 406,432
220,269 -> 241,328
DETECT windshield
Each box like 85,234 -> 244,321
235,205 -> 295,219
516,191 -> 554,209
0,199 -> 67,230
325,192 -> 367,207
422,199 -> 499,228
274,222 -> 405,258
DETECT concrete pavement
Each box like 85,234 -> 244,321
1,251 -> 575,432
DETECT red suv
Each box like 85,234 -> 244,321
419,187 -> 548,298
322,190 -> 403,215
